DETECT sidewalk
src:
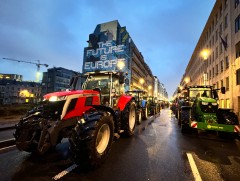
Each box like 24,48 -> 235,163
0,115 -> 22,130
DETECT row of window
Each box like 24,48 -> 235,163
213,77 -> 229,91
203,0 -> 228,45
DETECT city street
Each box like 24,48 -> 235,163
1,109 -> 240,181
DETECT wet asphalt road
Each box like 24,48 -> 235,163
1,109 -> 240,181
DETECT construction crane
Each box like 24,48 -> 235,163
2,57 -> 49,82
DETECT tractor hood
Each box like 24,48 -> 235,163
199,97 -> 217,103
43,90 -> 100,100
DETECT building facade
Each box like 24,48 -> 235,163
82,20 -> 168,99
41,67 -> 82,95
0,79 -> 41,104
180,0 -> 240,118
0,73 -> 23,81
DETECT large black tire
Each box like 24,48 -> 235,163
217,110 -> 239,125
177,110 -> 181,126
14,116 -> 41,153
181,109 -> 190,133
121,100 -> 136,136
137,110 -> 142,125
142,104 -> 148,120
69,111 -> 114,168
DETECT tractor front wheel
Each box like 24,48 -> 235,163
181,109 -> 190,133
69,112 -> 114,168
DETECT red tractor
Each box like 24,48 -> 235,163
14,71 -> 136,168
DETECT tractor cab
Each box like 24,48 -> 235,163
82,72 -> 125,107
126,89 -> 147,109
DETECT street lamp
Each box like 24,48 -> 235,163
184,76 -> 190,85
200,49 -> 210,85
148,85 -> 152,96
201,49 -> 210,60
139,78 -> 144,90
117,59 -> 125,70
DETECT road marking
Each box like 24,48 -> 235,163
52,164 -> 78,180
186,152 -> 202,181
0,145 -> 16,151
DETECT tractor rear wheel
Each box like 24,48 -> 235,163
69,111 -> 114,168
121,100 -> 136,137
137,110 -> 142,125
142,105 -> 148,120
181,109 -> 190,133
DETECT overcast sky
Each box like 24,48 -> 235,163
0,0 -> 215,97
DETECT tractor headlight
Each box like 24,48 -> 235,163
49,96 -> 67,102
201,102 -> 209,105
212,102 -> 218,106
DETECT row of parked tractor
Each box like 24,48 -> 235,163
13,72 -> 162,169
171,85 -> 240,138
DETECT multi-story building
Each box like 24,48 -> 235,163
154,76 -> 168,101
180,0 -> 240,118
0,73 -> 23,81
82,20 -> 167,98
41,67 -> 82,95
0,79 -> 41,104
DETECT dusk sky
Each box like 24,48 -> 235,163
0,0 -> 215,97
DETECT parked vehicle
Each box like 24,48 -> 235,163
69,72 -> 137,168
14,72 -> 137,170
126,89 -> 148,124
147,96 -> 161,116
177,85 -> 240,138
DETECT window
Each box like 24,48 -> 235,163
224,14 -> 228,29
225,56 -> 229,69
215,30 -> 218,42
216,81 -> 219,89
237,68 -> 240,85
216,13 -> 218,23
224,0 -> 228,9
220,60 -> 224,72
236,41 -> 240,58
209,70 -> 212,79
220,5 -> 223,17
235,15 -> 240,33
220,23 -> 223,34
220,42 -> 223,54
216,64 -> 219,75
235,0 -> 239,8
216,46 -> 218,58
226,77 -> 229,91
221,79 -> 224,87
212,67 -> 215,77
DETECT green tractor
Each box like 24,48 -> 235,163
177,85 -> 240,138
146,96 -> 161,116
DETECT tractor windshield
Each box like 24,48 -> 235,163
83,74 -> 122,107
189,88 -> 212,99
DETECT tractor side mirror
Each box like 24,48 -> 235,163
221,87 -> 226,94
